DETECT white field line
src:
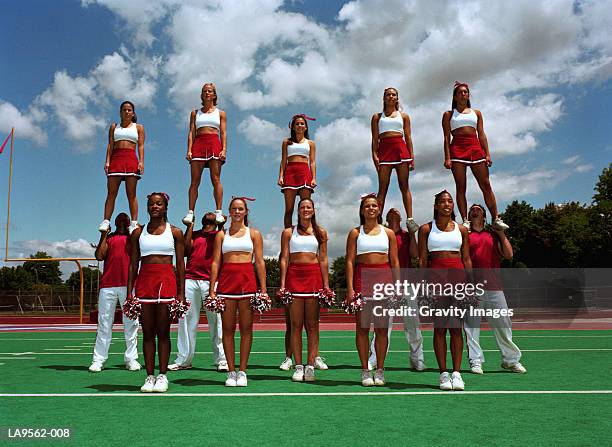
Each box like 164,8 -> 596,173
1,390 -> 612,398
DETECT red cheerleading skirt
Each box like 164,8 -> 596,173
281,162 -> 314,191
286,263 -> 323,298
108,148 -> 140,178
354,263 -> 393,299
428,257 -> 466,287
191,134 -> 224,166
216,262 -> 257,299
377,136 -> 411,165
135,264 -> 176,304
449,134 -> 485,164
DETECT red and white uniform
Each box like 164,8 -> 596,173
377,111 -> 412,165
449,109 -> 485,164
173,230 -> 226,367
191,108 -> 224,166
92,233 -> 139,364
135,223 -> 177,304
464,229 -> 522,368
108,123 -> 141,178
281,139 -> 315,191
285,227 -> 322,298
216,227 -> 257,299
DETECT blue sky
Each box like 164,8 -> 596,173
1,0 -> 611,273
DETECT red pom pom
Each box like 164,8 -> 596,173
341,292 -> 363,314
169,299 -> 191,319
251,291 -> 272,313
317,288 -> 336,308
276,288 -> 293,305
122,297 -> 142,320
204,296 -> 226,313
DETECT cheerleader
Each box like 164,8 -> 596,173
279,198 -> 329,381
344,194 -> 400,386
208,197 -> 267,387
89,213 -> 140,373
278,114 -> 317,229
371,88 -> 419,233
368,208 -> 424,371
442,81 -> 508,230
183,83 -> 227,226
127,193 -> 185,393
100,101 -> 144,233
417,190 -> 471,391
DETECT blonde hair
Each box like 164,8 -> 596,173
201,83 -> 218,106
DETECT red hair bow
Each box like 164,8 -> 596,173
360,192 -> 378,200
288,114 -> 316,129
231,196 -> 256,202
454,80 -> 469,89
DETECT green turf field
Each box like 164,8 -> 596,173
1,330 -> 611,446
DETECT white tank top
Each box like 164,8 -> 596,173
356,225 -> 389,255
450,109 -> 477,131
289,227 -> 318,254
139,223 -> 175,257
195,108 -> 220,131
222,226 -> 253,254
427,220 -> 462,252
287,139 -> 310,158
113,123 -> 138,143
378,111 -> 404,136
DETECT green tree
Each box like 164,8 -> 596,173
330,256 -> 346,289
0,266 -> 35,290
264,257 -> 280,287
66,267 -> 100,292
22,252 -> 62,285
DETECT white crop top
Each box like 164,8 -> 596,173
139,223 -> 175,257
114,123 -> 138,143
195,108 -> 220,131
378,111 -> 404,136
356,225 -> 389,255
287,139 -> 310,158
289,227 -> 318,254
427,220 -> 462,252
222,227 -> 253,254
450,109 -> 477,131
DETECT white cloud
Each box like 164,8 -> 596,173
563,155 -> 581,165
237,115 -> 285,148
14,239 -> 95,259
576,164 -> 593,173
0,101 -> 47,145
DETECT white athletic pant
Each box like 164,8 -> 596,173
369,297 -> 424,365
92,287 -> 139,363
463,290 -> 522,366
174,279 -> 226,366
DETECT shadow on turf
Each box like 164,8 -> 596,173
173,378 -> 223,387
85,384 -> 142,392
40,365 -> 90,371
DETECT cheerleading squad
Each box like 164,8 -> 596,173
90,82 -> 524,393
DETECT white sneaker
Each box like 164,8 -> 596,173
304,365 -> 315,382
167,362 -> 192,371
152,374 -> 168,392
214,210 -> 226,224
411,360 -> 426,371
374,369 -> 385,386
471,364 -> 484,375
492,216 -> 509,231
292,365 -> 304,382
125,359 -> 142,371
140,375 -> 156,393
88,361 -> 103,373
279,357 -> 293,371
236,371 -> 248,387
502,362 -> 527,374
406,218 -> 419,233
314,356 -> 328,370
225,371 -> 237,387
361,369 -> 374,387
98,219 -> 110,232
182,210 -> 194,225
439,372 -> 452,391
128,221 -> 139,234
451,371 -> 465,390
217,360 -> 229,372
462,219 -> 471,231
367,358 -> 376,371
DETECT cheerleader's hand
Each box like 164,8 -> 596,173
310,178 -> 317,188
186,151 -> 192,161
177,293 -> 185,303
372,155 -> 380,171
444,158 -> 452,169
138,161 -> 144,175
409,159 -> 415,171
486,155 -> 492,167
220,149 -> 227,161
278,177 -> 284,187
104,162 -> 110,174
343,289 -> 355,307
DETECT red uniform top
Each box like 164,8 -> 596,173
99,234 -> 130,288
469,229 -> 502,290
395,229 -> 413,269
185,230 -> 218,281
